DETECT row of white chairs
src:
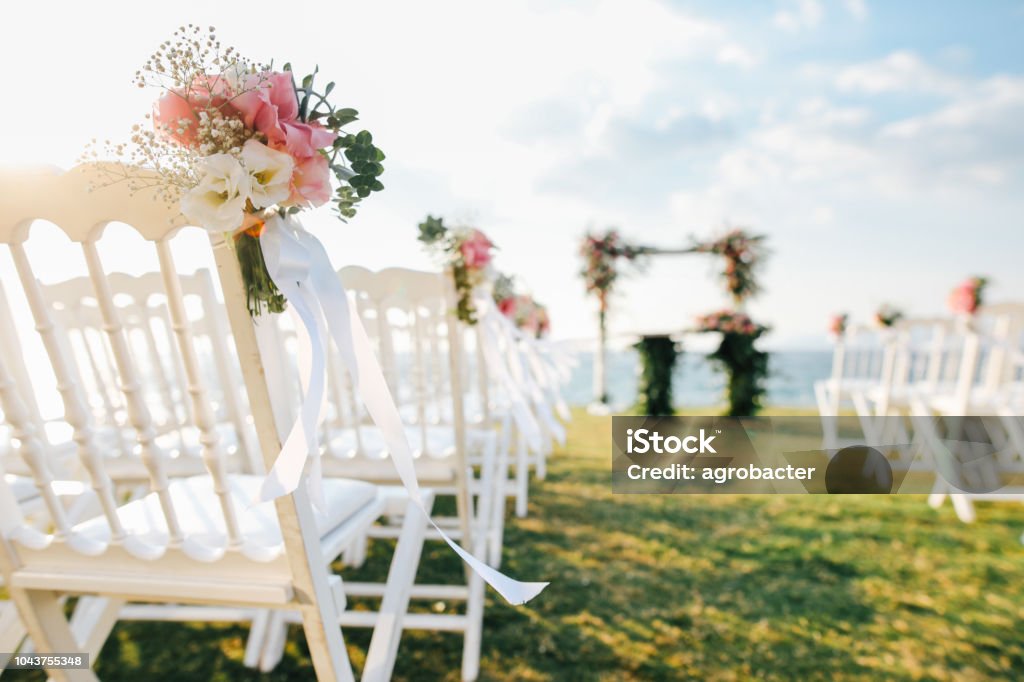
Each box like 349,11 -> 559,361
816,305 -> 1024,525
0,165 -> 569,681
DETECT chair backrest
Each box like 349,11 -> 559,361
335,266 -> 467,459
0,164 -> 329,574
36,269 -> 260,474
943,303 -> 1024,411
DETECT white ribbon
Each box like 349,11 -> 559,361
258,215 -> 547,605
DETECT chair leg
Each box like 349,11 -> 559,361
951,494 -> 977,523
0,601 -> 27,667
515,432 -> 529,519
243,609 -> 271,668
8,588 -> 96,682
489,434 -> 510,568
473,438 -> 496,557
258,611 -> 289,673
343,534 -> 368,568
69,596 -> 124,660
461,571 -> 485,682
362,494 -> 431,682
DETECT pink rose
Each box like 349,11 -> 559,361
284,154 -> 333,207
153,73 -> 229,147
230,71 -> 336,159
154,90 -> 201,146
275,120 -> 337,160
947,282 -> 978,315
497,296 -> 517,318
230,71 -> 298,137
460,229 -> 494,270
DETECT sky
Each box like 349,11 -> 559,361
2,0 -> 1023,350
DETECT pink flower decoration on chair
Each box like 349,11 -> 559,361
154,91 -> 201,146
231,71 -> 336,159
947,277 -> 986,316
948,284 -> 977,315
497,296 -> 518,317
153,73 -> 236,147
460,229 -> 494,270
285,154 -> 333,207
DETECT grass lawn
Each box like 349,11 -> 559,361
8,408 -> 1024,680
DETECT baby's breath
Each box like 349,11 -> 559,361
81,24 -> 265,205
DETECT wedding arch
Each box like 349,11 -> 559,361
579,228 -> 769,415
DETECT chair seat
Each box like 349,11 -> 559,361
73,474 -> 377,549
321,424 -> 496,484
324,423 -> 495,459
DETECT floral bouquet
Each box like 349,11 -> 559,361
828,313 -> 848,338
695,309 -> 769,417
496,294 -> 551,338
947,276 -> 988,316
86,25 -> 385,316
695,309 -> 764,336
873,305 -> 904,328
492,273 -> 551,338
417,215 -> 496,324
692,228 -> 767,304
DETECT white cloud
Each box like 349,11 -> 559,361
773,0 -> 824,32
836,50 -> 963,95
716,44 -> 758,69
843,0 -> 868,21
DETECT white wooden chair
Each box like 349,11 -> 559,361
908,304 -> 1024,522
0,164 -> 430,681
257,266 -> 489,681
815,323 -> 897,450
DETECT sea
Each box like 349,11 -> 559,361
562,350 -> 833,411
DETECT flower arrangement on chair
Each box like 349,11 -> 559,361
873,305 -> 904,328
496,293 -> 551,339
829,313 -> 849,338
696,310 -> 770,417
417,215 -> 496,324
85,25 -> 386,317
947,276 -> 989,316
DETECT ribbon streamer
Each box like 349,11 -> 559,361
258,215 -> 547,605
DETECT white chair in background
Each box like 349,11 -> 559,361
849,317 -> 958,463
257,265 -> 490,681
815,324 -> 890,450
36,269 -> 261,478
0,164 -> 430,682
909,304 -> 1024,522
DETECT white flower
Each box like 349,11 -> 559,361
180,153 -> 251,233
242,139 -> 294,209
